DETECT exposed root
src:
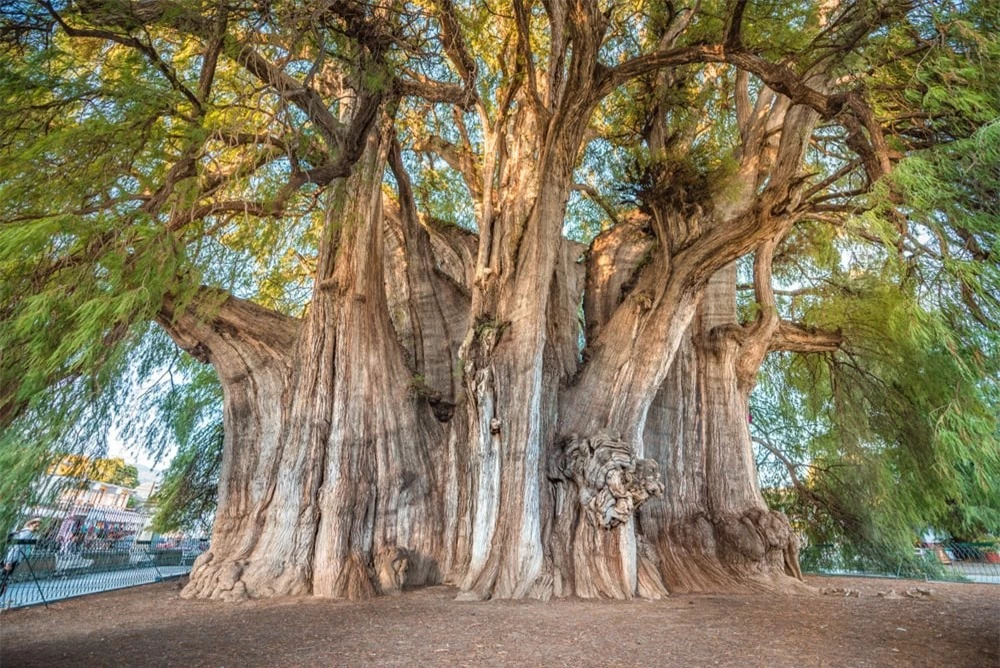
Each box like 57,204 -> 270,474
527,564 -> 555,601
571,522 -> 635,599
183,549 -> 407,601
314,548 -> 422,600
654,509 -> 812,594
374,547 -> 410,595
180,554 -> 250,602
714,508 -> 802,580
181,551 -> 317,601
636,535 -> 669,599
330,553 -> 379,601
455,550 -> 556,602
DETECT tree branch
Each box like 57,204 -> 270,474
752,437 -> 817,502
70,0 -> 349,152
598,45 -> 725,97
736,284 -> 822,297
512,0 -> 545,113
412,134 -> 483,200
724,52 -> 890,184
431,0 -> 478,89
396,74 -> 475,109
230,43 -> 344,150
768,321 -> 843,353
42,2 -> 203,113
736,238 -> 781,386
157,288 -> 301,369
196,8 -> 227,103
750,238 -> 780,334
572,183 -> 619,225
724,0 -> 748,51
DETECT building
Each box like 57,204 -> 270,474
26,475 -> 147,547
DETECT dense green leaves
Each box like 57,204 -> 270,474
754,287 -> 1000,568
750,1 -> 1000,568
141,363 -> 223,535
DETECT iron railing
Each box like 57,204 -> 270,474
801,541 -> 1000,584
1,503 -> 206,609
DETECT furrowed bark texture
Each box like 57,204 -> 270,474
161,126 -> 448,601
455,35 -> 608,595
605,74 -> 826,594
641,267 -> 805,594
157,295 -> 300,600
457,115 -> 570,599
450,2 -> 696,601
547,220 -> 669,600
382,152 -> 477,582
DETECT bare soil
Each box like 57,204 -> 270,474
1,575 -> 996,667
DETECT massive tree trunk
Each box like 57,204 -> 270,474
157,294 -> 301,600
641,265 -> 804,593
605,72 -> 827,594
383,144 -> 477,584
147,0 -> 850,604
456,113 -> 584,600
158,101 -> 824,603
453,3 -> 615,597
160,124 -> 448,601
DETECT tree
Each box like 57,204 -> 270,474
52,455 -> 140,488
1,0 -> 996,601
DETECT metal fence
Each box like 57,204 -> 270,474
1,502 -> 205,610
801,541 -> 1000,584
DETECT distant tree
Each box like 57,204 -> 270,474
52,455 -> 139,488
104,460 -> 140,488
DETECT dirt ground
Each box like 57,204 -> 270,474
1,575 -> 996,667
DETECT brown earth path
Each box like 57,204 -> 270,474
1,575 -> 996,667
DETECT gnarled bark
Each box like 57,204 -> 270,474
640,266 -> 806,594
456,62 -> 604,597
157,294 -> 300,600
162,124 -> 450,601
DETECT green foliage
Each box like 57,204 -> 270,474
0,15 -> 203,532
146,363 -> 224,535
755,217 -> 1000,568
748,0 -> 1000,572
104,460 -> 139,488
0,2 -> 337,532
150,421 -> 222,535
756,315 -> 1000,569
